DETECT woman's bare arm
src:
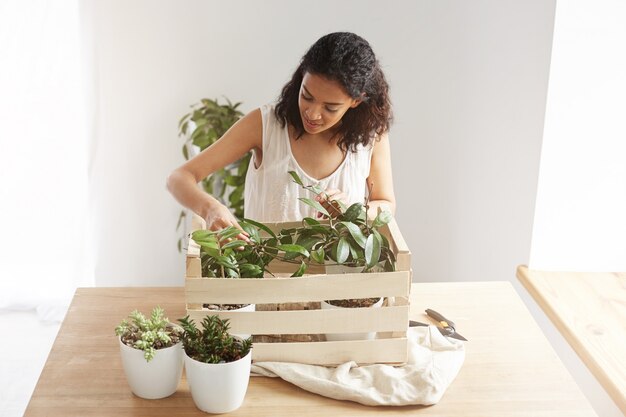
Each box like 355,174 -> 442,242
166,108 -> 262,233
366,133 -> 396,218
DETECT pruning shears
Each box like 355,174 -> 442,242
409,308 -> 468,341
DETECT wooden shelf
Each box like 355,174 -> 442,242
517,265 -> 626,414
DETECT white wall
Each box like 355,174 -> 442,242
84,0 -> 554,286
527,2 -> 626,416
530,1 -> 626,271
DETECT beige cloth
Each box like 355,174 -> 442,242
251,326 -> 465,406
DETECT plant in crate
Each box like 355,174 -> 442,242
114,307 -> 184,399
189,170 -> 397,340
190,170 -> 396,281
178,315 -> 253,413
176,97 -> 248,252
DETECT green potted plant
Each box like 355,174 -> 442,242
115,307 -> 184,399
178,315 -> 253,414
191,171 -> 395,280
190,170 -> 395,341
176,98 -> 249,252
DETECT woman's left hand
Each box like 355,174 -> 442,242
315,188 -> 348,218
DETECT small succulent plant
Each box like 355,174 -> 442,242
178,315 -> 253,364
115,306 -> 182,362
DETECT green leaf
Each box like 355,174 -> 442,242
364,233 -> 381,268
311,225 -> 331,235
190,125 -> 206,142
302,217 -> 320,226
182,144 -> 189,160
220,240 -> 248,250
336,237 -> 350,264
229,186 -> 244,206
191,230 -> 219,249
225,267 -> 239,278
239,221 -> 260,243
311,247 -> 325,264
342,203 -> 363,222
373,210 -> 393,228
239,263 -> 263,277
384,260 -> 395,272
372,229 -> 388,248
223,174 -> 245,187
217,227 -> 242,241
176,211 -> 187,230
288,170 -> 304,186
295,234 -> 321,251
178,113 -> 190,129
291,261 -> 307,277
199,241 -> 220,251
339,222 -> 367,248
348,240 -> 358,260
277,244 -> 310,258
242,218 -> 276,239
191,229 -> 216,239
215,255 -> 238,269
238,159 -> 249,176
299,198 -> 330,217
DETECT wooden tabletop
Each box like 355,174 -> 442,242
517,265 -> 626,414
24,282 -> 598,416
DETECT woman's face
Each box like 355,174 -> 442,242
298,72 -> 361,135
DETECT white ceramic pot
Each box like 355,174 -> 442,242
118,338 -> 184,399
321,297 -> 384,341
184,349 -> 252,414
232,303 -> 255,340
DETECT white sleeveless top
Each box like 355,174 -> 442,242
244,103 -> 375,222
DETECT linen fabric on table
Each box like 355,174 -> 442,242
251,325 -> 465,406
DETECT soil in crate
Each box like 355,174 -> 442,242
325,298 -> 381,308
202,303 -> 250,310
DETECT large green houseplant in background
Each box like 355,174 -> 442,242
176,98 -> 249,251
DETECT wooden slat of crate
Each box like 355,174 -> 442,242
251,338 -> 409,365
186,271 -> 410,304
186,305 -> 409,335
379,220 -> 411,272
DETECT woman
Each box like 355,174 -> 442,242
167,32 -> 395,241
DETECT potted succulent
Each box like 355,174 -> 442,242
178,315 -> 253,414
114,307 -> 184,399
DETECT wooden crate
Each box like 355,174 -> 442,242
185,215 -> 412,366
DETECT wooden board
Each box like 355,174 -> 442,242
185,271 -> 410,304
187,305 -> 409,334
517,265 -> 626,414
251,337 -> 408,365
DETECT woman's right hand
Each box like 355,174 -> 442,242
204,203 -> 250,244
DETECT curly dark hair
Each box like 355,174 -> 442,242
274,32 -> 392,152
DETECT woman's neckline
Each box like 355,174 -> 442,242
284,124 -> 348,183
